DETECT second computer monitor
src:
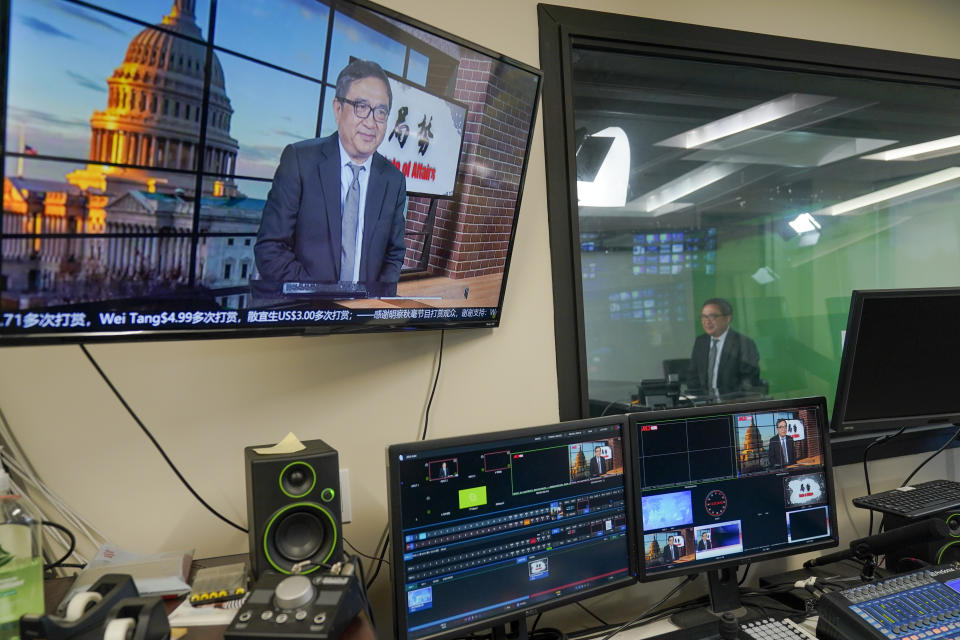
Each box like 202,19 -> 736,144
387,416 -> 635,640
630,397 -> 838,580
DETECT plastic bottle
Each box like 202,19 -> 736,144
0,468 -> 43,640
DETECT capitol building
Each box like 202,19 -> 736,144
2,0 -> 261,310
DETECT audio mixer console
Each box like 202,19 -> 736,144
818,564 -> 960,640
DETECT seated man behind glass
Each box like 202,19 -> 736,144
686,298 -> 760,395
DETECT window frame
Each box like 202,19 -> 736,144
537,4 -> 960,424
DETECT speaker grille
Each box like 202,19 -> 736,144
263,502 -> 338,574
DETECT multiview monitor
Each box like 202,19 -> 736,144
832,287 -> 960,433
630,397 -> 838,619
386,416 -> 635,640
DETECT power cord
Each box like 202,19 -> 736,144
862,425 -> 907,535
41,520 -> 77,571
79,344 -> 247,533
900,424 -> 960,488
576,602 -> 607,626
596,574 -> 697,640
420,329 -> 445,441
361,329 -> 445,591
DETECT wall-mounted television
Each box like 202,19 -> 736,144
0,0 -> 541,344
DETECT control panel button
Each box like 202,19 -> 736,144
275,575 -> 315,610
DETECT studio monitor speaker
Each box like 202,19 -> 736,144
885,511 -> 960,570
245,439 -> 342,578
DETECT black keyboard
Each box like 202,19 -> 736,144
853,479 -> 960,518
281,282 -> 368,298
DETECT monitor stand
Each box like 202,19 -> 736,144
669,567 -> 747,629
490,617 -> 528,640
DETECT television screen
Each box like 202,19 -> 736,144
0,0 -> 541,344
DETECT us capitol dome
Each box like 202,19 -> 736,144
70,0 -> 239,194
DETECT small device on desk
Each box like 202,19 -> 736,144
21,574 -> 169,640
853,479 -> 960,519
738,617 -> 817,639
817,563 -> 960,640
223,564 -> 363,640
21,574 -> 138,640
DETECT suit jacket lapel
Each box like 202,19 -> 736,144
361,155 -> 389,280
319,135 -> 343,280
717,330 -> 737,386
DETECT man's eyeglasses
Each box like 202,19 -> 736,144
700,313 -> 728,321
337,97 -> 389,123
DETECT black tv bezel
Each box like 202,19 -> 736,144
0,0 -> 543,346
831,286 -> 960,433
385,415 -> 638,640
629,396 -> 839,582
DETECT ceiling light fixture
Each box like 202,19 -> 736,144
810,167 -> 960,216
655,93 -> 835,149
788,212 -> 821,235
577,127 -> 630,207
862,134 -> 960,162
627,163 -> 741,214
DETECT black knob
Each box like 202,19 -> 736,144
718,612 -> 739,640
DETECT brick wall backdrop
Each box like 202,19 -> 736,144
403,53 -> 537,279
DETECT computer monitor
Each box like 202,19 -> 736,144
629,397 -> 838,623
832,287 -> 960,433
386,416 -> 635,640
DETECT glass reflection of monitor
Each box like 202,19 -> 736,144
386,416 -> 635,640
629,397 -> 838,626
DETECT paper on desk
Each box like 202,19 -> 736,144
58,543 -> 192,614
168,594 -> 247,627
253,432 -> 305,454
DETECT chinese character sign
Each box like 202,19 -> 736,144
380,79 -> 467,197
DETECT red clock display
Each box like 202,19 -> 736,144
705,489 -> 727,517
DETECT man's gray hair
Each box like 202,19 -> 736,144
336,59 -> 392,110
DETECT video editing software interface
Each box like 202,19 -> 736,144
390,421 -> 631,639
634,402 -> 834,576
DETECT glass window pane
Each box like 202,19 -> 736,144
214,0 -> 329,79
1,157 -> 212,308
217,53 -> 322,179
79,1 -> 211,38
328,11 -> 406,81
407,49 -> 429,86
571,47 -> 960,410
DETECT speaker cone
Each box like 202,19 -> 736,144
263,503 -> 337,574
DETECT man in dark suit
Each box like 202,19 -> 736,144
767,419 -> 797,469
255,59 -> 407,297
589,446 -> 608,477
697,531 -> 712,551
686,298 -> 760,395
661,537 -> 682,563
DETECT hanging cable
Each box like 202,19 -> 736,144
79,344 -> 246,533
